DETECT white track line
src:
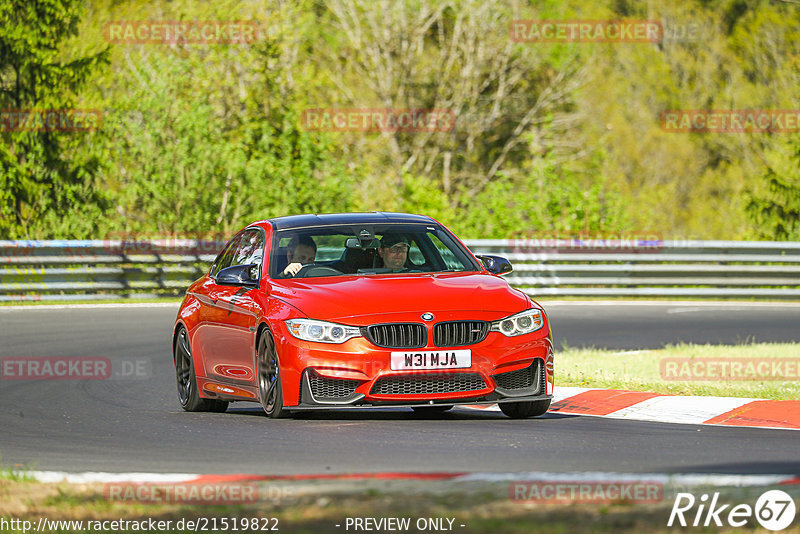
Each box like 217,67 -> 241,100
28,471 -> 199,483
607,395 -> 759,425
456,472 -> 796,486
552,386 -> 596,402
24,470 -> 797,487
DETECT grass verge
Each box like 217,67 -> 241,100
1,478 -> 795,533
557,342 -> 800,399
0,460 -> 32,483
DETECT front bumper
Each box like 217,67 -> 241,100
288,394 -> 554,411
274,323 -> 554,408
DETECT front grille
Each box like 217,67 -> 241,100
433,321 -> 489,347
307,371 -> 360,400
370,373 -> 487,395
492,360 -> 543,392
365,323 -> 426,348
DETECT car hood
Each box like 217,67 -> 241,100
269,272 -> 531,324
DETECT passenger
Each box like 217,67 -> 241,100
377,234 -> 410,272
282,235 -> 317,277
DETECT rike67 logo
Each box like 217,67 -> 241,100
669,490 -> 796,531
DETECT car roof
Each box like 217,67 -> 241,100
267,212 -> 436,231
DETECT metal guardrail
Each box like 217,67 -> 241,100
467,239 -> 800,299
0,240 -> 221,302
1,239 -> 800,301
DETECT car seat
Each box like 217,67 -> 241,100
341,247 -> 375,273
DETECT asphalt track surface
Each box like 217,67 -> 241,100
0,302 -> 798,475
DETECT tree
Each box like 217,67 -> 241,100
106,10 -> 357,236
747,137 -> 800,240
319,0 -> 588,213
0,0 -> 110,238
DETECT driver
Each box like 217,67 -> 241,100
282,235 -> 317,277
378,233 -> 410,272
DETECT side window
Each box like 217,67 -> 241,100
211,234 -> 241,277
232,228 -> 265,270
312,235 -> 341,261
429,233 -> 463,270
408,237 -> 424,266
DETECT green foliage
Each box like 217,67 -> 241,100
396,173 -> 455,223
747,136 -> 800,240
456,154 -> 630,238
3,0 -> 800,240
0,455 -> 33,482
0,0 -> 110,238
96,8 -> 358,236
108,88 -> 357,235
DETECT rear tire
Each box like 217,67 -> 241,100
499,399 -> 551,419
257,329 -> 289,419
174,327 -> 229,413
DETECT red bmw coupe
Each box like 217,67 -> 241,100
172,212 -> 553,418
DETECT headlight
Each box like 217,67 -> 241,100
285,319 -> 362,344
490,308 -> 544,337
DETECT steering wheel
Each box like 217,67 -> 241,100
293,263 -> 344,278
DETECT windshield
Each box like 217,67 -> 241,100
268,224 -> 481,279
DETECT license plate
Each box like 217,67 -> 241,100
390,349 -> 471,370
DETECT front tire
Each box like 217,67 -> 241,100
257,329 -> 288,419
499,399 -> 551,419
174,327 -> 229,413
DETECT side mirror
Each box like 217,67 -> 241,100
216,264 -> 259,287
476,254 -> 513,275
